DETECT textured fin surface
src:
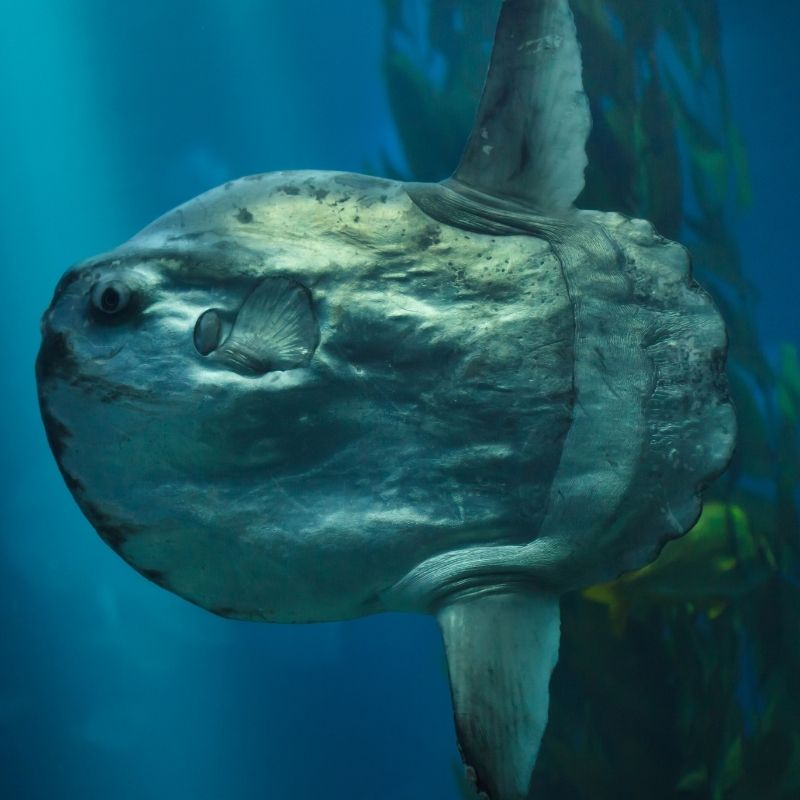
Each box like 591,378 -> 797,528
455,0 -> 590,213
216,277 -> 319,376
438,591 -> 561,800
406,178 -> 571,239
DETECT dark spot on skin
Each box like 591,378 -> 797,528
211,607 -> 238,619
710,346 -> 730,392
224,181 -> 234,191
380,194 -> 388,203
36,329 -> 77,384
79,498 -> 141,552
96,387 -> 126,404
139,568 -> 170,589
243,174 -> 265,182
37,403 -> 71,463
353,215 -> 361,223
60,470 -> 86,498
95,523 -> 133,553
417,227 -> 442,250
278,184 -> 301,196
41,446 -> 141,553
37,399 -> 88,498
167,231 -> 204,242
212,240 -> 241,255
209,607 -> 273,622
235,207 -> 254,224
314,189 -> 329,202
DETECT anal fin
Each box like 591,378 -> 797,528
437,590 -> 561,800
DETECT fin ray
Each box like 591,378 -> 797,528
216,277 -> 319,376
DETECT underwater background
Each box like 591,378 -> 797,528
1,1 -> 798,798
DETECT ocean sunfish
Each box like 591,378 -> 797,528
36,1 -> 736,798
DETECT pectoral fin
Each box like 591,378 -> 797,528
214,277 -> 319,376
437,590 -> 561,800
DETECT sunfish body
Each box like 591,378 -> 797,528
36,2 -> 736,799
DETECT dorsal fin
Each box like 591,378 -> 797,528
454,0 -> 591,213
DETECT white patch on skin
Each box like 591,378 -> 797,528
518,34 -> 563,53
186,361 -> 313,392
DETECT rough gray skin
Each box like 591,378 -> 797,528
36,1 -> 736,798
37,171 -> 733,620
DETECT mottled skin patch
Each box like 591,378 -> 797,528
79,498 -> 140,551
37,404 -> 71,463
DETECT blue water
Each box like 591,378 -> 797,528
1,1 -> 797,799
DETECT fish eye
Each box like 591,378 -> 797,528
91,280 -> 131,316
